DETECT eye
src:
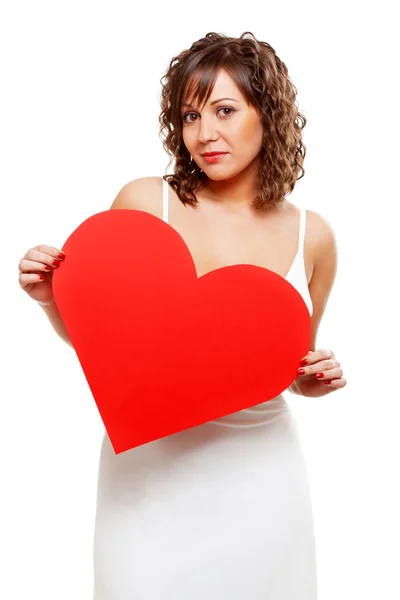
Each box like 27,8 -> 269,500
182,106 -> 236,124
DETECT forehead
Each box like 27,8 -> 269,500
183,68 -> 243,107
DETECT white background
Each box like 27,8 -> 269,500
1,1 -> 399,598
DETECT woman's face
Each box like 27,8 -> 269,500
181,69 -> 264,181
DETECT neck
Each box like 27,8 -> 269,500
201,163 -> 261,211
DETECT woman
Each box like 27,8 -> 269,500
19,32 -> 346,599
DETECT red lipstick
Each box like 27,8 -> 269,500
202,152 -> 227,163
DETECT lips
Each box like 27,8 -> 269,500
201,152 -> 227,157
201,152 -> 228,164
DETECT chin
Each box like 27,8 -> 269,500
204,173 -> 230,181
205,167 -> 243,182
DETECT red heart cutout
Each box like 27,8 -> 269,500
53,209 -> 311,454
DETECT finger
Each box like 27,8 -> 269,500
301,348 -> 334,365
33,245 -> 66,260
18,272 -> 47,288
315,367 -> 343,381
23,247 -> 65,265
298,359 -> 340,376
18,257 -> 60,274
20,249 -> 63,271
323,377 -> 347,389
25,247 -> 64,262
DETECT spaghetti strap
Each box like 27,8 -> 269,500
298,207 -> 306,255
284,206 -> 313,317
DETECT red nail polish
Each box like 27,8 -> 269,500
58,252 -> 65,260
300,359 -> 308,366
316,372 -> 324,379
324,380 -> 331,384
39,274 -> 45,280
52,259 -> 61,267
297,368 -> 305,375
44,265 -> 52,270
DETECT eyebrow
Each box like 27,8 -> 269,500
181,97 -> 239,109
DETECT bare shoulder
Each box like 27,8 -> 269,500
282,202 -> 336,269
109,176 -> 163,219
283,202 -> 334,239
305,209 -> 337,256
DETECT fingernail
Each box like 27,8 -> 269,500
39,274 -> 45,280
324,380 -> 332,384
316,372 -> 324,379
52,259 -> 61,267
297,368 -> 305,375
300,359 -> 308,366
44,265 -> 52,271
58,252 -> 65,260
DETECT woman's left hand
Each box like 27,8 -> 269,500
294,348 -> 347,397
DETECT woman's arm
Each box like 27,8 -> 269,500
288,211 -> 338,396
38,299 -> 73,348
307,211 -> 338,351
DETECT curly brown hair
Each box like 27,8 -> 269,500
158,31 -> 307,211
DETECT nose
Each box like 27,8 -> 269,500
197,115 -> 218,144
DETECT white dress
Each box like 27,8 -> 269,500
92,178 -> 317,599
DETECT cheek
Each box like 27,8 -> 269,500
232,126 -> 262,159
240,118 -> 263,145
182,129 -> 194,151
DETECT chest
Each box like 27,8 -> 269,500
168,200 -> 309,281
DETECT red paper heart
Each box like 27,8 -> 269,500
53,209 -> 311,454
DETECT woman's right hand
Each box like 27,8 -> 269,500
18,245 -> 66,306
